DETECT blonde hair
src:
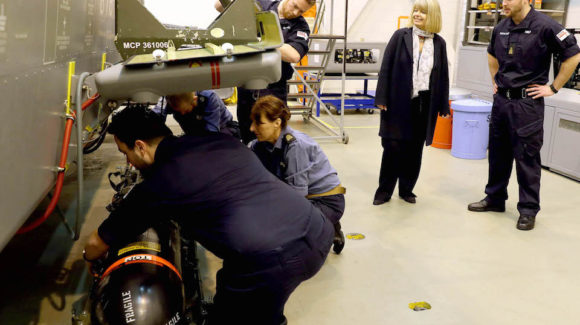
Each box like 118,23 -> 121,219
407,0 -> 442,34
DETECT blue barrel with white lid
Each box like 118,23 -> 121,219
451,99 -> 492,159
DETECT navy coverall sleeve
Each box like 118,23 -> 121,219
98,183 -> 165,246
544,24 -> 580,61
375,30 -> 401,107
286,21 -> 310,59
203,92 -> 226,132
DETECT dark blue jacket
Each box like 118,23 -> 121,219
375,27 -> 450,146
98,134 -> 325,261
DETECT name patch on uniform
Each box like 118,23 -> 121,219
500,32 -> 510,36
297,31 -> 308,40
524,30 -> 531,34
557,29 -> 570,41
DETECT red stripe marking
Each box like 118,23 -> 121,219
100,254 -> 182,281
215,61 -> 221,89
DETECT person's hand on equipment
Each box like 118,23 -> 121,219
377,105 -> 387,111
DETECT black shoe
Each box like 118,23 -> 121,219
332,226 -> 345,254
467,199 -> 505,212
373,190 -> 391,205
517,215 -> 535,231
399,195 -> 416,204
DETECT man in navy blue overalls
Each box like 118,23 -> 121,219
468,0 -> 580,230
84,105 -> 333,324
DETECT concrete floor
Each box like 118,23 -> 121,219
1,106 -> 579,324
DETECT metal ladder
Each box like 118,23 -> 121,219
287,0 -> 350,144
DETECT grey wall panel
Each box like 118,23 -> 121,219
455,46 -> 494,97
0,0 -> 120,249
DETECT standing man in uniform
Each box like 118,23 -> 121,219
84,105 -> 334,324
468,0 -> 580,230
215,0 -> 315,144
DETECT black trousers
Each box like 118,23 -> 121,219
484,94 -> 543,217
237,86 -> 288,144
309,194 -> 345,225
208,210 -> 334,325
376,94 -> 429,198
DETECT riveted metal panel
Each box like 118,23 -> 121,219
0,0 -> 120,249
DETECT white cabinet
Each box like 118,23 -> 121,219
542,90 -> 580,181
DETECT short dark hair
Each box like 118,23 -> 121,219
250,95 -> 291,129
306,0 -> 316,6
108,104 -> 173,149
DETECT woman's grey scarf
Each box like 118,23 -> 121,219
412,26 -> 434,98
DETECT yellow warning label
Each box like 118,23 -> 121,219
118,242 -> 161,256
346,233 -> 365,240
188,61 -> 202,68
409,302 -> 431,311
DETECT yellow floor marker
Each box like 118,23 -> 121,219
346,233 -> 365,240
409,301 -> 431,311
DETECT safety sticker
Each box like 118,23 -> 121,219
118,241 -> 161,256
557,29 -> 570,41
346,233 -> 365,240
124,255 -> 152,263
409,301 -> 431,311
101,254 -> 182,280
121,290 -> 136,323
297,31 -> 308,40
164,312 -> 181,325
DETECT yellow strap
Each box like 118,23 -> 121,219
306,185 -> 346,199
66,61 -> 76,115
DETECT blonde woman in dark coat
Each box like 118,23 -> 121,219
373,0 -> 450,205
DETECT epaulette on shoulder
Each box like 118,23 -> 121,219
284,133 -> 296,143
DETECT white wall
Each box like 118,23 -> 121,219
319,0 -> 370,35
144,0 -> 219,28
318,0 -> 464,92
567,0 -> 580,44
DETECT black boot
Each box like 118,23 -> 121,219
333,222 -> 345,254
468,198 -> 505,212
516,215 -> 535,231
373,189 -> 391,205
